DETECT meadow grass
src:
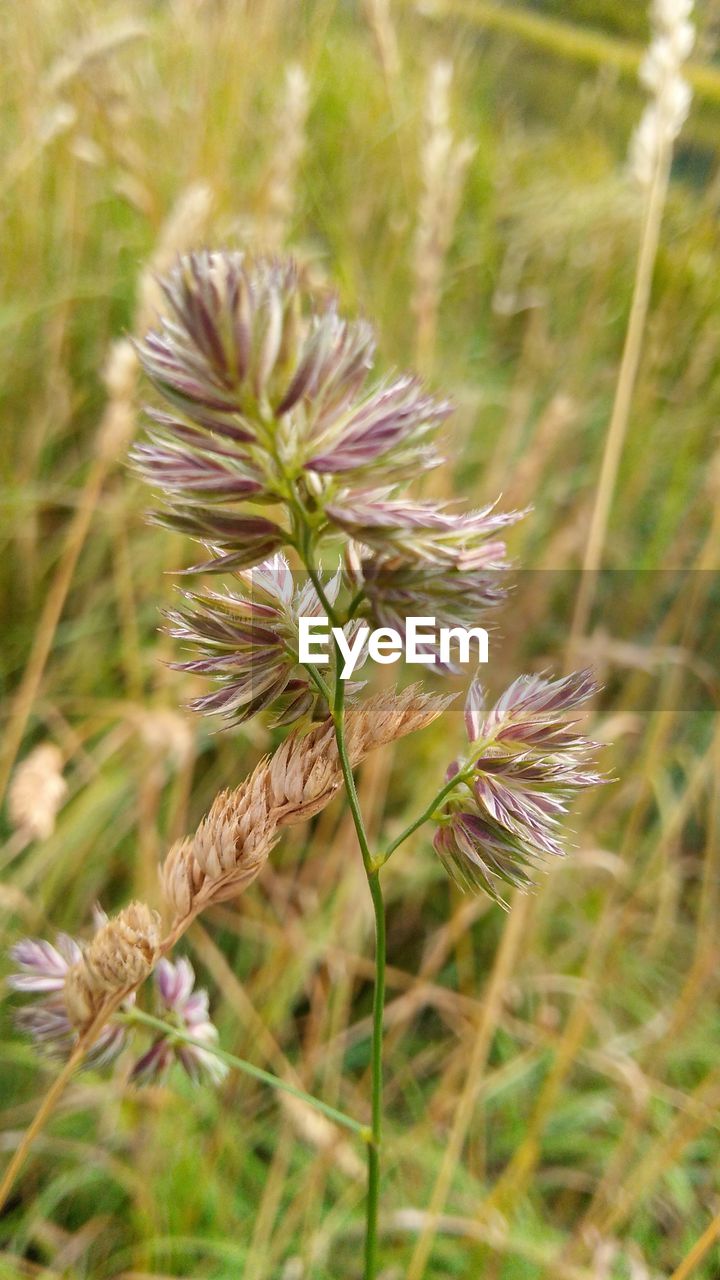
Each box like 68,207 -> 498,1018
1,1 -> 719,1277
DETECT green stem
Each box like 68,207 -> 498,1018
292,493 -> 342,629
307,560 -> 341,628
347,588 -> 366,618
330,668 -> 385,1280
382,768 -> 470,863
332,676 -> 373,867
365,867 -> 386,1280
294,499 -> 384,1278
305,661 -> 333,704
121,1008 -> 369,1141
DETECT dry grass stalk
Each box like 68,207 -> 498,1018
363,0 -> 401,82
502,393 -> 579,513
44,18 -> 148,95
405,899 -> 529,1279
101,183 -> 215,459
569,0 -> 694,654
13,692 -> 447,1036
8,743 -> 67,842
0,184 -> 214,806
95,338 -> 138,462
136,183 -> 214,332
629,0 -> 694,188
412,60 -> 476,371
136,708 -> 195,769
261,65 -> 309,250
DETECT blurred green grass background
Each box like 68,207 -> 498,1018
1,1 -> 719,1277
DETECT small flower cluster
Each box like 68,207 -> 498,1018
7,923 -> 224,1086
132,250 -> 520,703
342,499 -> 516,667
167,553 -> 359,726
433,670 -> 603,904
630,0 -> 694,186
132,958 -> 228,1085
132,251 -> 451,531
8,930 -> 126,1067
63,902 -> 161,1029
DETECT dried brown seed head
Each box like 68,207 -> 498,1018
64,901 -> 161,1030
8,743 -> 67,842
159,686 -> 452,927
160,836 -> 205,922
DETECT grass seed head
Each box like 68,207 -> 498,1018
64,902 -> 161,1030
160,686 -> 452,926
434,671 -> 604,905
8,744 -> 67,843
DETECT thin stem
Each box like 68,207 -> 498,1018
330,669 -> 385,1280
304,661 -> 333,704
382,769 -> 470,863
0,457 -> 107,804
669,1210 -> 720,1280
0,989 -> 128,1213
0,1038 -> 87,1212
292,491 -> 342,629
569,141 -> 672,655
306,561 -> 341,629
121,1008 -> 369,1140
347,588 -> 366,618
331,675 -> 373,870
296,508 -> 385,1280
365,867 -> 386,1280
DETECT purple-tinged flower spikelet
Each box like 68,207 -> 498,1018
7,928 -> 129,1066
328,497 -> 520,569
167,552 -> 351,726
433,670 -> 605,905
131,957 -> 227,1086
133,251 -> 454,579
340,498 -> 522,666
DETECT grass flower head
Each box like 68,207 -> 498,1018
433,670 -> 604,904
131,957 -> 228,1086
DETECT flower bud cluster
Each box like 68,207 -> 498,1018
131,957 -> 229,1086
132,250 -> 520,709
433,670 -> 604,904
7,927 -> 225,1087
63,902 -> 161,1030
9,922 -> 130,1068
8,743 -> 67,842
166,553 -> 353,726
132,251 -> 452,555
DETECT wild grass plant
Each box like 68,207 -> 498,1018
1,2 -> 719,1278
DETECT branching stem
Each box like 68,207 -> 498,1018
122,1007 -> 369,1140
381,767 -> 471,864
